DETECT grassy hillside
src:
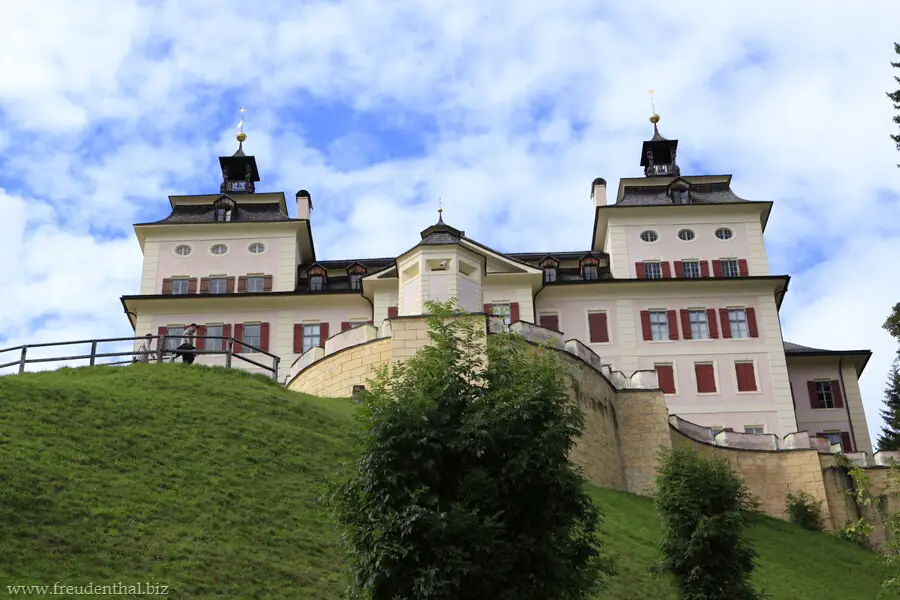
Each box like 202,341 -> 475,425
0,364 -> 887,599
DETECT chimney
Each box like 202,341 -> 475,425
295,190 -> 312,220
591,178 -> 607,207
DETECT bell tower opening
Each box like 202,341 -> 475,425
640,113 -> 680,178
219,109 -> 260,193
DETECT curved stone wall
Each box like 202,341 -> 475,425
288,337 -> 391,397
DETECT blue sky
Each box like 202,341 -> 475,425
1,0 -> 900,443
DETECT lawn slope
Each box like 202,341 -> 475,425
0,364 -> 887,599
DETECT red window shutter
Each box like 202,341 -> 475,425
807,381 -> 819,408
736,363 -> 757,392
840,432 -> 853,452
746,307 -> 759,338
188,278 -> 198,293
680,309 -> 692,340
695,364 -> 716,393
293,324 -> 304,353
196,325 -> 206,351
162,278 -> 173,294
341,321 -> 352,332
700,261 -> 711,278
635,262 -> 646,278
484,303 -> 492,314
831,380 -> 844,408
661,262 -> 672,278
388,306 -> 399,318
712,260 -> 724,278
319,323 -> 329,347
263,275 -> 273,292
540,314 -> 559,331
738,259 -> 749,277
707,309 -> 719,338
667,310 -> 678,340
510,302 -> 520,324
233,324 -> 244,353
656,365 -> 676,394
674,261 -> 684,277
226,277 -> 236,293
238,276 -> 248,293
719,308 -> 732,338
200,277 -> 210,293
157,327 -> 167,346
260,322 -> 270,352
640,310 -> 652,341
588,313 -> 609,343
222,324 -> 231,345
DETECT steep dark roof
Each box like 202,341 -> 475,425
507,251 -> 609,262
783,341 -> 871,356
618,182 -> 749,206
142,202 -> 290,225
297,258 -> 395,271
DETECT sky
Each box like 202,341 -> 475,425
1,0 -> 899,446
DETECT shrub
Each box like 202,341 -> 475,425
332,299 -> 615,600
785,491 -> 824,531
653,447 -> 761,600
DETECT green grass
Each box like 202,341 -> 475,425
0,364 -> 888,599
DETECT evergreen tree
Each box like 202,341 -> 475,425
332,299 -> 614,600
889,42 -> 900,164
878,356 -> 900,451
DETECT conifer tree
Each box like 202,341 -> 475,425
889,42 -> 900,164
879,302 -> 900,451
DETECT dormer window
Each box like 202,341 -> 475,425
668,180 -> 691,205
307,265 -> 327,292
213,197 -> 236,222
215,208 -> 232,222
347,263 -> 367,290
580,255 -> 600,281
539,257 -> 559,284
543,267 -> 557,283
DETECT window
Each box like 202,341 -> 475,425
231,180 -> 247,192
728,308 -> 750,339
673,190 -> 690,204
174,244 -> 192,256
491,303 -> 512,328
350,274 -> 363,290
710,426 -> 725,437
682,260 -> 700,278
582,265 -> 598,281
689,309 -> 709,339
735,361 -> 758,392
715,227 -> 733,240
246,276 -> 265,293
215,208 -> 232,222
744,425 -> 764,435
164,326 -> 184,351
205,324 -> 224,352
643,262 -> 662,279
209,277 -> 227,294
649,310 -> 669,341
242,324 -> 261,353
823,431 -> 842,446
655,364 -> 676,394
543,267 -> 557,283
302,324 -> 321,353
640,230 -> 658,243
588,312 -> 609,343
171,278 -> 190,295
814,381 -> 836,408
721,259 -> 740,278
309,275 -> 325,291
248,242 -> 265,254
695,363 -> 717,393
210,244 -> 228,255
677,229 -> 694,241
539,313 -> 559,331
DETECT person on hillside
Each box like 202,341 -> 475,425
175,323 -> 199,365
133,333 -> 156,363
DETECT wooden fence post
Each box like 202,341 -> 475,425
157,336 -> 166,363
273,356 -> 280,381
225,339 -> 233,369
89,341 -> 98,366
18,346 -> 27,374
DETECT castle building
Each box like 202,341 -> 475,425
121,116 -> 874,453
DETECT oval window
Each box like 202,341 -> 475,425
640,230 -> 659,243
174,244 -> 192,256
248,242 -> 265,254
715,227 -> 734,240
210,244 -> 228,255
677,229 -> 695,241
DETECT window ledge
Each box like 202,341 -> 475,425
697,392 -> 720,396
588,341 -> 612,346
649,339 -> 676,343
687,338 -> 714,342
736,390 -> 761,395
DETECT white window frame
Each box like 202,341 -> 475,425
823,430 -> 842,446
728,308 -> 750,339
733,359 -> 759,394
242,323 -> 261,353
209,276 -> 228,294
491,303 -> 512,329
720,258 -> 740,278
248,242 -> 266,254
682,260 -> 701,278
649,310 -> 669,341
165,326 -> 184,351
715,227 -> 733,240
543,267 -> 557,283
676,228 -> 695,242
309,275 -> 325,291
171,278 -> 190,295
688,309 -> 709,340
582,265 -> 599,281
814,380 -> 836,409
643,262 -> 663,279
744,425 -> 765,435
302,323 -> 321,353
640,230 -> 659,243
210,243 -> 229,256
246,275 -> 265,293
349,273 -> 363,290
205,324 -> 224,352
174,244 -> 192,257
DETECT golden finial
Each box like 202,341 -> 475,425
236,106 -> 247,142
648,89 -> 660,123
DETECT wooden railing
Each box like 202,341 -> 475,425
0,335 -> 281,381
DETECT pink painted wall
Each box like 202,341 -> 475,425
788,356 -> 855,440
624,222 -> 753,277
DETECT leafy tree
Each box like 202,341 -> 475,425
880,303 -> 900,451
653,447 -> 761,600
890,42 -> 900,164
332,299 -> 614,600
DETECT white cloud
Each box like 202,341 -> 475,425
2,0 -> 900,445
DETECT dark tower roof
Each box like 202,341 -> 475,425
219,137 -> 261,183
640,114 -> 680,177
419,209 -> 462,245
